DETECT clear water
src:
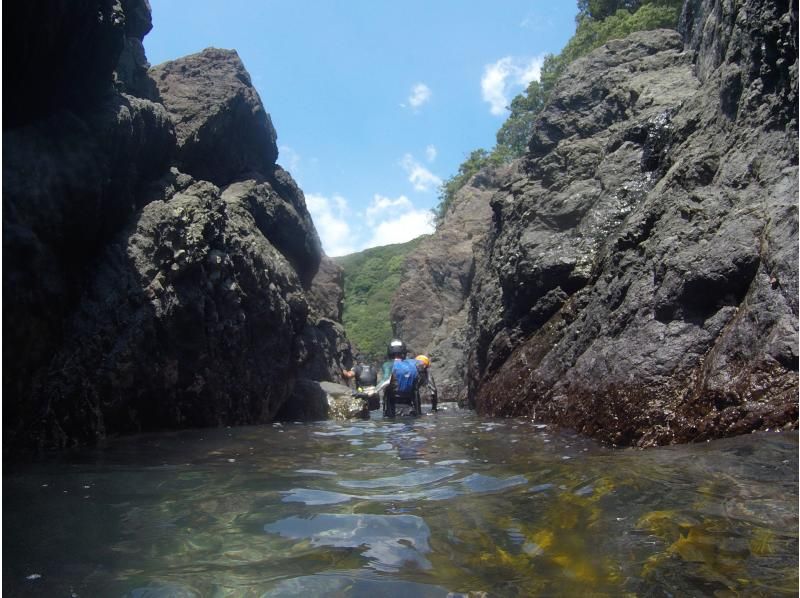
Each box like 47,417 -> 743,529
3,404 -> 797,597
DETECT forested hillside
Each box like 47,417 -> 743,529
335,236 -> 428,361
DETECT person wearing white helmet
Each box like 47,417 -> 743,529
377,339 -> 421,417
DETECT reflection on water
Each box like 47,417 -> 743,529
3,404 -> 798,596
265,513 -> 432,572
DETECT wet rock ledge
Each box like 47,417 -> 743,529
3,0 -> 352,452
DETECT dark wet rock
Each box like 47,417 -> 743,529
308,255 -> 346,322
425,4 -> 797,446
278,378 -> 330,421
36,174 -> 311,445
220,173 -> 322,288
278,380 -> 365,421
295,318 -> 353,384
3,64 -> 176,449
3,1 -> 350,451
3,0 -> 128,128
150,48 -> 279,187
390,165 -> 510,402
114,0 -> 159,100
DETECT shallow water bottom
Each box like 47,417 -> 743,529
3,404 -> 798,596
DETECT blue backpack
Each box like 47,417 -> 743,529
391,359 -> 419,395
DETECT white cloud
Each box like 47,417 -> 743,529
408,83 -> 432,109
481,55 -> 545,116
366,194 -> 414,226
364,207 -> 435,248
400,154 -> 442,192
305,192 -> 356,257
425,144 -> 437,163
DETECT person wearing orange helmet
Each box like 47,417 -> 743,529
414,354 -> 439,412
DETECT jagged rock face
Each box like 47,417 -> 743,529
468,1 -> 798,445
220,173 -> 322,288
150,48 -> 279,187
390,166 -> 510,401
153,48 -> 323,286
3,0 -> 176,449
115,0 -> 159,100
308,255 -> 346,322
39,172 -> 310,445
3,1 -> 349,451
298,255 -> 354,385
464,3 -> 798,446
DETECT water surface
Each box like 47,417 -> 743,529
4,405 -> 797,596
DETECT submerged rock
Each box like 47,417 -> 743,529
279,380 -> 368,421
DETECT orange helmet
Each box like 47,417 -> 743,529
415,355 -> 430,368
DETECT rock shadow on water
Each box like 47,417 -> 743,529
264,513 -> 432,572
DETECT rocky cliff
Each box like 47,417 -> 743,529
3,0 -> 351,451
390,165 -> 511,401
397,0 -> 798,445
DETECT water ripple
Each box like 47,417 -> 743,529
338,466 -> 456,489
264,513 -> 432,572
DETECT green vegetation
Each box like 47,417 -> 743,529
433,0 -> 683,227
335,236 -> 428,362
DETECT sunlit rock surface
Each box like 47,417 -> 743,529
464,5 -> 798,445
396,3 -> 798,445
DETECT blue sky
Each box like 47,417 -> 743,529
145,1 -> 579,256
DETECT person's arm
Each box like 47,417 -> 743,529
376,361 -> 393,392
342,369 -> 355,379
427,372 -> 438,397
427,371 -> 439,410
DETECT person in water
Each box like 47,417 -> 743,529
343,354 -> 381,410
377,338 -> 421,417
414,354 -> 439,412
342,354 -> 378,389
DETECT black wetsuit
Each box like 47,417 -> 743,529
417,367 -> 438,411
352,364 -> 378,388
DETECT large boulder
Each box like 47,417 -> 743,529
3,0 -> 176,450
3,1 -> 351,451
221,172 -> 322,288
150,48 -> 279,187
278,380 -> 368,421
37,171 -> 310,445
460,3 -> 797,446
